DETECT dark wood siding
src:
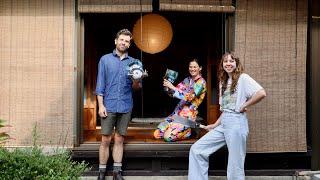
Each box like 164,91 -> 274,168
310,0 -> 320,171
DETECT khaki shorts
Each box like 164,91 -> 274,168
100,112 -> 132,136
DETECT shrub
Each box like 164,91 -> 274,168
0,146 -> 89,180
0,119 -> 11,145
0,122 -> 89,179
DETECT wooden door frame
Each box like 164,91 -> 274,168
76,12 -> 235,145
206,59 -> 221,125
206,13 -> 235,125
74,10 -> 85,146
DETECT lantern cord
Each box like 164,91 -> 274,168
140,0 -> 143,64
139,0 -> 144,117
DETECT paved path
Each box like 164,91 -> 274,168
80,176 -> 308,180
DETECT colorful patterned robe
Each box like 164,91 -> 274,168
154,76 -> 207,142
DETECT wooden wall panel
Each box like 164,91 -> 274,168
0,0 -> 75,147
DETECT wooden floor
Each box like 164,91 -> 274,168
83,124 -> 206,144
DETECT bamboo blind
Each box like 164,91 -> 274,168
159,0 -> 235,13
78,0 -> 152,13
0,0 -> 75,147
235,0 -> 307,152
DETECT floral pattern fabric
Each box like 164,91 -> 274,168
154,76 -> 207,142
221,86 -> 237,111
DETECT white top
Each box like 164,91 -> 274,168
219,73 -> 263,113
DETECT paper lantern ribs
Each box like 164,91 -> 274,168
133,14 -> 173,54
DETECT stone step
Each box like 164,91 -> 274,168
80,176 -> 307,180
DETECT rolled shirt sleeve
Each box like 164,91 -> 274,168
242,74 -> 263,99
95,57 -> 106,96
235,73 -> 264,112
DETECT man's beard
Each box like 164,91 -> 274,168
116,45 -> 128,54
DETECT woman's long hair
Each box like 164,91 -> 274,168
218,52 -> 244,94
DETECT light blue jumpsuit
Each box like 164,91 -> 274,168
188,112 -> 248,180
188,73 -> 263,180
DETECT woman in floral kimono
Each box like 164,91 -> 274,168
153,59 -> 207,142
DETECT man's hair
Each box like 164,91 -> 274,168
115,29 -> 132,39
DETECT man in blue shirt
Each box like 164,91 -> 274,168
96,29 -> 142,180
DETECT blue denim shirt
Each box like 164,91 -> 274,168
95,50 -> 140,113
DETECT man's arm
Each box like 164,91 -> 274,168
132,80 -> 142,90
97,95 -> 107,117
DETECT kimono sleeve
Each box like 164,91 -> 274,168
173,78 -> 206,102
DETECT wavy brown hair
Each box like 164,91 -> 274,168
218,52 -> 244,94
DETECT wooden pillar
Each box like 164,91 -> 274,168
310,0 -> 320,171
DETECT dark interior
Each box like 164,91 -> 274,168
83,12 -> 223,123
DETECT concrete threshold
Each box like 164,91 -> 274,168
80,176 -> 310,180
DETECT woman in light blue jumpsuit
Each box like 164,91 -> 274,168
188,52 -> 267,180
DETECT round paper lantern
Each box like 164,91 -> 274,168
133,14 -> 173,54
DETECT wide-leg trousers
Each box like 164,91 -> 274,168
188,112 -> 249,180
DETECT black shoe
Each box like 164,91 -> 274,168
97,172 -> 105,180
113,171 -> 124,180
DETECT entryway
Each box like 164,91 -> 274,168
81,12 -> 228,144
